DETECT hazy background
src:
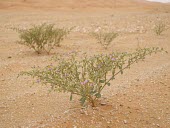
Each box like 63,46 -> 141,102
147,0 -> 170,3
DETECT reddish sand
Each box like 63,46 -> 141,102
0,0 -> 170,127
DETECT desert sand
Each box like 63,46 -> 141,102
0,0 -> 170,128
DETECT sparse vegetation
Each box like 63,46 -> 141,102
15,23 -> 71,54
91,31 -> 118,49
20,47 -> 166,107
154,22 -> 167,36
1,0 -> 170,127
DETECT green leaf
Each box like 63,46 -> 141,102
70,93 -> 73,101
95,93 -> 101,98
99,80 -> 105,83
80,97 -> 86,106
107,83 -> 111,86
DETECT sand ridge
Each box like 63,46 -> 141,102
0,0 -> 167,11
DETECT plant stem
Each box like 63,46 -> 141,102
99,52 -> 152,93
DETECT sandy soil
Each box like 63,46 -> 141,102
0,0 -> 170,128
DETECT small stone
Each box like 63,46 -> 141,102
92,107 -> 99,110
100,102 -> 107,106
80,110 -> 84,114
107,121 -> 111,124
123,120 -> 128,124
156,124 -> 160,127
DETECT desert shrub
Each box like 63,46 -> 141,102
20,47 -> 166,107
91,31 -> 118,49
154,22 -> 167,36
15,23 -> 71,54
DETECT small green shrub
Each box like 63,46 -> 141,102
15,23 -> 71,54
20,47 -> 166,107
91,31 -> 118,49
154,22 -> 167,36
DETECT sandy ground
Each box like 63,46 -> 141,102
0,0 -> 170,128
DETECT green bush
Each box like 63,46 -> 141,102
15,23 -> 71,54
91,31 -> 118,49
154,22 -> 167,36
20,47 -> 166,107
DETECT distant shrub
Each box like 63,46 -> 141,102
15,23 -> 71,54
154,22 -> 167,36
20,47 -> 166,107
91,31 -> 118,49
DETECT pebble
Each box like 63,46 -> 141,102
73,125 -> 77,128
100,102 -> 107,106
123,120 -> 128,124
107,121 -> 111,124
80,110 -> 84,114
